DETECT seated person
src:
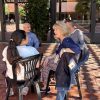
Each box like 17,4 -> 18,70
2,30 -> 39,95
40,21 -> 81,100
22,23 -> 40,48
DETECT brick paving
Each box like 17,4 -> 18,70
0,42 -> 100,100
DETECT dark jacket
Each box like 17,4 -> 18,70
56,52 -> 76,88
56,37 -> 81,55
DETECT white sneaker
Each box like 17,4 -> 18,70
21,87 -> 29,96
9,88 -> 14,96
6,88 -> 14,96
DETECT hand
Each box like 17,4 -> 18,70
60,48 -> 75,57
64,48 -> 75,53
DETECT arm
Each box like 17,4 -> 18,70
62,38 -> 81,54
77,30 -> 85,49
59,48 -> 75,58
33,34 -> 40,48
2,46 -> 8,61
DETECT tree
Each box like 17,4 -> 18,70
25,0 -> 49,41
5,4 -> 10,22
75,0 -> 90,21
19,6 -> 26,23
76,0 -> 100,21
19,7 -> 26,17
5,4 -> 9,15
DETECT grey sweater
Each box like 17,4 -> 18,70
69,29 -> 87,50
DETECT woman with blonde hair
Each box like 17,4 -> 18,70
40,21 -> 81,99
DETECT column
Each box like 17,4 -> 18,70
0,0 -> 6,41
90,0 -> 96,43
59,0 -> 62,20
50,0 -> 56,42
14,0 -> 19,29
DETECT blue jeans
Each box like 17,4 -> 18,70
56,88 -> 68,100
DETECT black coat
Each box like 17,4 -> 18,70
56,52 -> 75,88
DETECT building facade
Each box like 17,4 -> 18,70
5,0 -> 78,22
56,0 -> 80,20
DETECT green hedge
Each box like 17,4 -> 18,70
25,0 -> 49,41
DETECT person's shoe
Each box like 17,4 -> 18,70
40,87 -> 50,93
7,88 -> 14,96
10,88 -> 14,96
21,87 -> 29,96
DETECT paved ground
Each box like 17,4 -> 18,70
0,43 -> 100,100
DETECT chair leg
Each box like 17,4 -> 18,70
34,82 -> 41,100
6,78 -> 11,100
64,93 -> 68,100
31,84 -> 35,93
45,71 -> 52,95
18,86 -> 23,100
6,83 -> 10,100
75,73 -> 82,99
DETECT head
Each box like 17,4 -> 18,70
7,30 -> 26,64
10,29 -> 26,46
23,23 -> 31,33
64,19 -> 77,32
53,21 -> 69,41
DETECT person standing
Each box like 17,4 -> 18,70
23,23 -> 40,48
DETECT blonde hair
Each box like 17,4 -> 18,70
53,21 -> 69,36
